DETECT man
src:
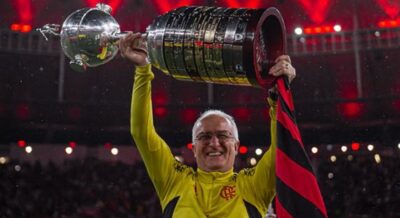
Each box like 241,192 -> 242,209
120,32 -> 296,217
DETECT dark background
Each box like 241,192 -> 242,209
0,0 -> 399,149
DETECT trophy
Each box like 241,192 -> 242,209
37,3 -> 286,89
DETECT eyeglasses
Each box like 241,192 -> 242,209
195,131 -> 235,143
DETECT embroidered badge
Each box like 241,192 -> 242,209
220,185 -> 236,200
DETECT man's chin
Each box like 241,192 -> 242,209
205,162 -> 226,172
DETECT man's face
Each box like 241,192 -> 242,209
192,115 -> 239,172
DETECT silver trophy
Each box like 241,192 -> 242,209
37,3 -> 286,89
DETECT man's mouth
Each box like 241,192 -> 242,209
207,152 -> 223,157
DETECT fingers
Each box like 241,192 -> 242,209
119,32 -> 146,56
275,55 -> 291,64
268,55 -> 296,84
118,32 -> 149,66
119,32 -> 133,58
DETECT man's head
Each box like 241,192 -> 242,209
192,110 -> 239,172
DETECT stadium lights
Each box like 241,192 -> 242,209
17,140 -> 26,148
294,27 -> 303,35
311,147 -> 318,154
0,157 -> 9,164
14,165 -> 22,172
255,148 -> 263,156
65,147 -> 73,155
25,146 -> 33,154
249,157 -> 257,166
351,142 -> 360,151
10,24 -> 32,33
239,146 -> 248,154
374,154 -> 381,164
299,24 -> 342,35
111,147 -> 119,155
69,141 -> 77,148
378,19 -> 400,28
333,24 -> 342,32
347,155 -> 354,161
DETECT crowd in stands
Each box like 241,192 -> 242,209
1,153 -> 399,217
318,154 -> 400,218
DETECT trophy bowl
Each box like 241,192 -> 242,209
58,4 -> 121,72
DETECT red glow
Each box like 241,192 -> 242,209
340,102 -> 362,118
378,18 -> 400,28
152,0 -> 194,14
10,24 -> 32,33
85,0 -> 99,7
69,142 -> 77,148
68,106 -> 81,121
232,108 -> 250,122
108,0 -> 123,15
239,146 -> 248,154
10,24 -> 21,31
13,0 -> 33,24
351,142 -> 360,151
393,100 -> 400,111
104,142 -> 113,149
223,0 -> 263,8
182,108 -> 199,124
303,25 -> 337,34
187,143 -> 193,150
296,0 -> 332,24
153,93 -> 167,104
16,104 -> 30,120
154,107 -> 168,117
337,86 -> 363,119
18,140 -> 26,148
20,24 -> 32,32
376,0 -> 400,18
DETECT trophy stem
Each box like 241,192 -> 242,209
102,32 -> 147,43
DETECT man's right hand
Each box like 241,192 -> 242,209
118,32 -> 149,67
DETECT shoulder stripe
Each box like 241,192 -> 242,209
244,200 -> 262,218
163,196 -> 180,218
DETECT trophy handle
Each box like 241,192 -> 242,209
36,24 -> 61,41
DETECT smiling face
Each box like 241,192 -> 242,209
192,115 -> 239,172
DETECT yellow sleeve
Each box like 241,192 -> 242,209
239,97 -> 277,214
130,64 -> 182,204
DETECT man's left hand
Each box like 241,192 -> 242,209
268,55 -> 296,84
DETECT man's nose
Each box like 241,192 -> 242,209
209,135 -> 220,145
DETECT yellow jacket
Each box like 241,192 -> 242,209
130,64 -> 277,218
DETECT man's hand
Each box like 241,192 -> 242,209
268,55 -> 296,84
118,32 -> 149,67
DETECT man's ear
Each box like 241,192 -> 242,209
235,140 -> 240,155
192,143 -> 197,158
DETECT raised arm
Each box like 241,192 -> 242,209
120,33 -> 181,201
239,55 -> 296,214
